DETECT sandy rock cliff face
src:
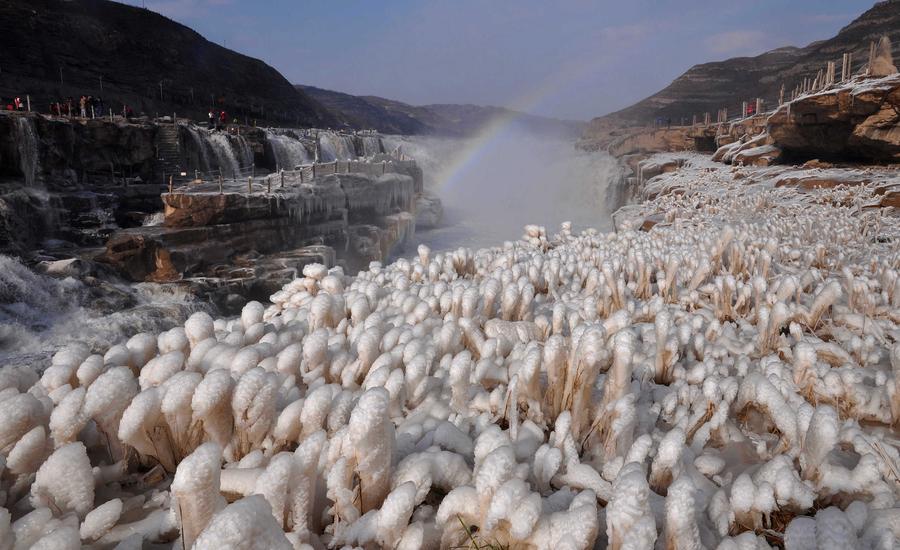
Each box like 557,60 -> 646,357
765,74 -> 900,161
584,1 -> 900,129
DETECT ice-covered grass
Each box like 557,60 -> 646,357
1,155 -> 899,549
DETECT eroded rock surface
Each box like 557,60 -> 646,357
101,170 -> 423,283
768,74 -> 900,161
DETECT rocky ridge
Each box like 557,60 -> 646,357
298,85 -> 586,137
0,0 -> 336,127
587,1 -> 900,131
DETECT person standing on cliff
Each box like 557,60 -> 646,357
79,96 -> 87,118
208,109 -> 215,129
219,110 -> 227,129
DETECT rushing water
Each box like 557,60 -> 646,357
318,131 -> 357,162
234,135 -> 254,168
208,133 -> 243,177
15,116 -> 40,187
267,130 -> 313,170
0,255 -> 209,368
184,125 -> 214,173
360,135 -> 383,157
384,128 -> 624,252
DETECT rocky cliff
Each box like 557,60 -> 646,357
0,0 -> 336,127
0,111 -> 402,257
705,73 -> 900,166
587,1 -> 900,130
298,85 -> 585,137
100,167 -> 423,303
767,73 -> 900,161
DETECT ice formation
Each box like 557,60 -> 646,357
0,154 -> 899,549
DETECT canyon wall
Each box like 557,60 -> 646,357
100,168 -> 421,303
0,112 -> 390,254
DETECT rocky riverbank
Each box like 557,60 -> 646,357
0,112 -> 397,253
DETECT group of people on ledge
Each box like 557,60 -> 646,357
48,95 -> 113,119
208,108 -> 232,130
3,96 -> 28,111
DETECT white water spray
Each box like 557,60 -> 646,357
0,255 -> 207,367
318,131 -> 357,161
267,130 -> 312,170
14,116 -> 40,187
386,128 -> 624,252
208,133 -> 242,177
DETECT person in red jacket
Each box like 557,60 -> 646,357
219,110 -> 227,129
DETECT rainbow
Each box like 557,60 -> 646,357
433,59 -> 593,190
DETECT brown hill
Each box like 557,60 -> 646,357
298,85 -> 585,137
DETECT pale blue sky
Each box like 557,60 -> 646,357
122,0 -> 878,120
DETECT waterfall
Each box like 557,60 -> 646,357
341,134 -> 358,158
361,135 -> 383,157
208,133 -> 242,178
184,126 -> 213,173
233,135 -> 253,168
182,127 -> 251,176
267,131 -> 312,170
318,131 -> 356,162
14,117 -> 40,187
392,132 -> 625,253
317,132 -> 338,162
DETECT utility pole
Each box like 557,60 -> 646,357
99,75 -> 103,93
159,81 -> 163,100
59,67 -> 64,86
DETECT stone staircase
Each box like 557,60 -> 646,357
155,124 -> 182,185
